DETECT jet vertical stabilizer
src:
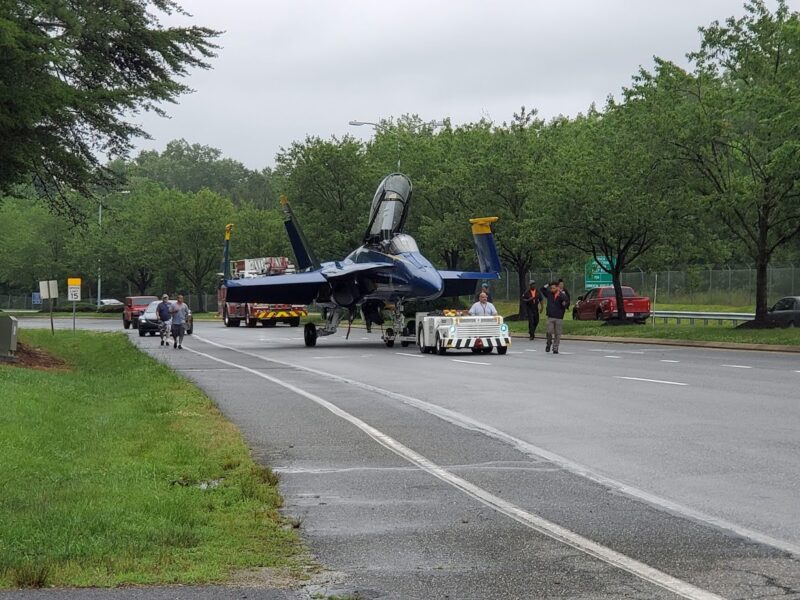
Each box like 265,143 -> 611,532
280,195 -> 320,271
470,216 -> 501,274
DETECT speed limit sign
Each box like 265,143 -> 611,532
67,278 -> 81,302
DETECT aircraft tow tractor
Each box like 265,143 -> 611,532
402,311 -> 511,355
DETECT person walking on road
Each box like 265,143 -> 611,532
521,280 -> 543,340
169,294 -> 189,349
541,281 -> 570,354
156,294 -> 172,346
469,292 -> 498,316
475,282 -> 493,303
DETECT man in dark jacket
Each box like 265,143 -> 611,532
541,281 -> 570,354
521,280 -> 543,340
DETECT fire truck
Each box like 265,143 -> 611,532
219,256 -> 307,327
217,225 -> 308,328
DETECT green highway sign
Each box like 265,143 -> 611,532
584,257 -> 613,289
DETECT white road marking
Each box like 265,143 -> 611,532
558,351 -> 575,355
192,335 -> 800,559
525,349 -> 537,352
720,364 -> 753,369
452,359 -> 490,366
623,351 -> 645,355
660,360 -> 680,363
395,352 -> 423,359
508,351 -> 524,354
614,376 -> 688,387
184,343 -> 725,600
311,356 -> 346,360
604,355 -> 621,359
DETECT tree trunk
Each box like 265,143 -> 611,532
754,210 -> 771,323
517,266 -> 527,318
754,259 -> 769,323
612,269 -> 627,321
196,287 -> 206,312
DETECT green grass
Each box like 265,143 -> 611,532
0,330 -> 306,588
505,317 -> 800,345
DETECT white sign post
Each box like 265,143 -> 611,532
38,280 -> 58,335
68,278 -> 81,333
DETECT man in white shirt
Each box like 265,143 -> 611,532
468,292 -> 498,316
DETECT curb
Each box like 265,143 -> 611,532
510,332 -> 800,353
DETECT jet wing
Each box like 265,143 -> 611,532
438,270 -> 500,298
224,261 -> 396,304
223,271 -> 327,304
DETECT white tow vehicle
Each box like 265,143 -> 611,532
412,311 -> 511,355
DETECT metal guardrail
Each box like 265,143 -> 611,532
651,311 -> 754,325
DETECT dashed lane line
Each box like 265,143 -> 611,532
720,364 -> 753,369
184,343 -> 726,600
614,376 -> 688,387
191,335 -> 800,559
452,359 -> 491,366
661,360 -> 681,363
604,355 -> 621,359
395,352 -> 423,359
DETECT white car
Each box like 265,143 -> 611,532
99,298 -> 124,306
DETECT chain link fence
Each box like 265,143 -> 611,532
485,266 -> 799,306
3,266 -> 799,311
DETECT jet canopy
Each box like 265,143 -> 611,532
364,174 -> 412,245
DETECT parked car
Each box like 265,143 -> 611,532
137,300 -> 193,337
765,296 -> 800,328
123,296 -> 158,329
572,286 -> 651,323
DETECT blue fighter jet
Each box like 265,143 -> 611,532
221,173 -> 502,347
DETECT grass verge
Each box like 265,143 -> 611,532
0,330 -> 306,588
506,318 -> 800,345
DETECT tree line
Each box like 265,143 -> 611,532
1,1 -> 798,322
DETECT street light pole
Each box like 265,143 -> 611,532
97,202 -> 102,309
349,119 -> 445,171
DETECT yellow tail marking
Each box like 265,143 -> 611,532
469,216 -> 499,235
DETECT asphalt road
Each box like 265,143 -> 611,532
14,318 -> 800,599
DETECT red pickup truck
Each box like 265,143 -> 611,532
123,295 -> 158,329
572,286 -> 651,323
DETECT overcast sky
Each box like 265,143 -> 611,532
132,0 -> 797,170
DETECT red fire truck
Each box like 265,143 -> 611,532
218,256 -> 308,327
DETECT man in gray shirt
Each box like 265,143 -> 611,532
169,294 -> 190,349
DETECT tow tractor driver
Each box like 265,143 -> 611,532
468,292 -> 498,316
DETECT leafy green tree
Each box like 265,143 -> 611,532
96,185 -> 170,295
122,140 -> 276,207
626,0 -> 800,321
164,189 -> 234,310
273,136 -> 371,260
540,107 -> 686,321
480,109 -> 546,316
0,0 -> 218,217
0,195 -> 78,295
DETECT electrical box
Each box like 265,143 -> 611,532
0,315 -> 18,360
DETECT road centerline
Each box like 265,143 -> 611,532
614,376 -> 688,386
184,343 -> 725,600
